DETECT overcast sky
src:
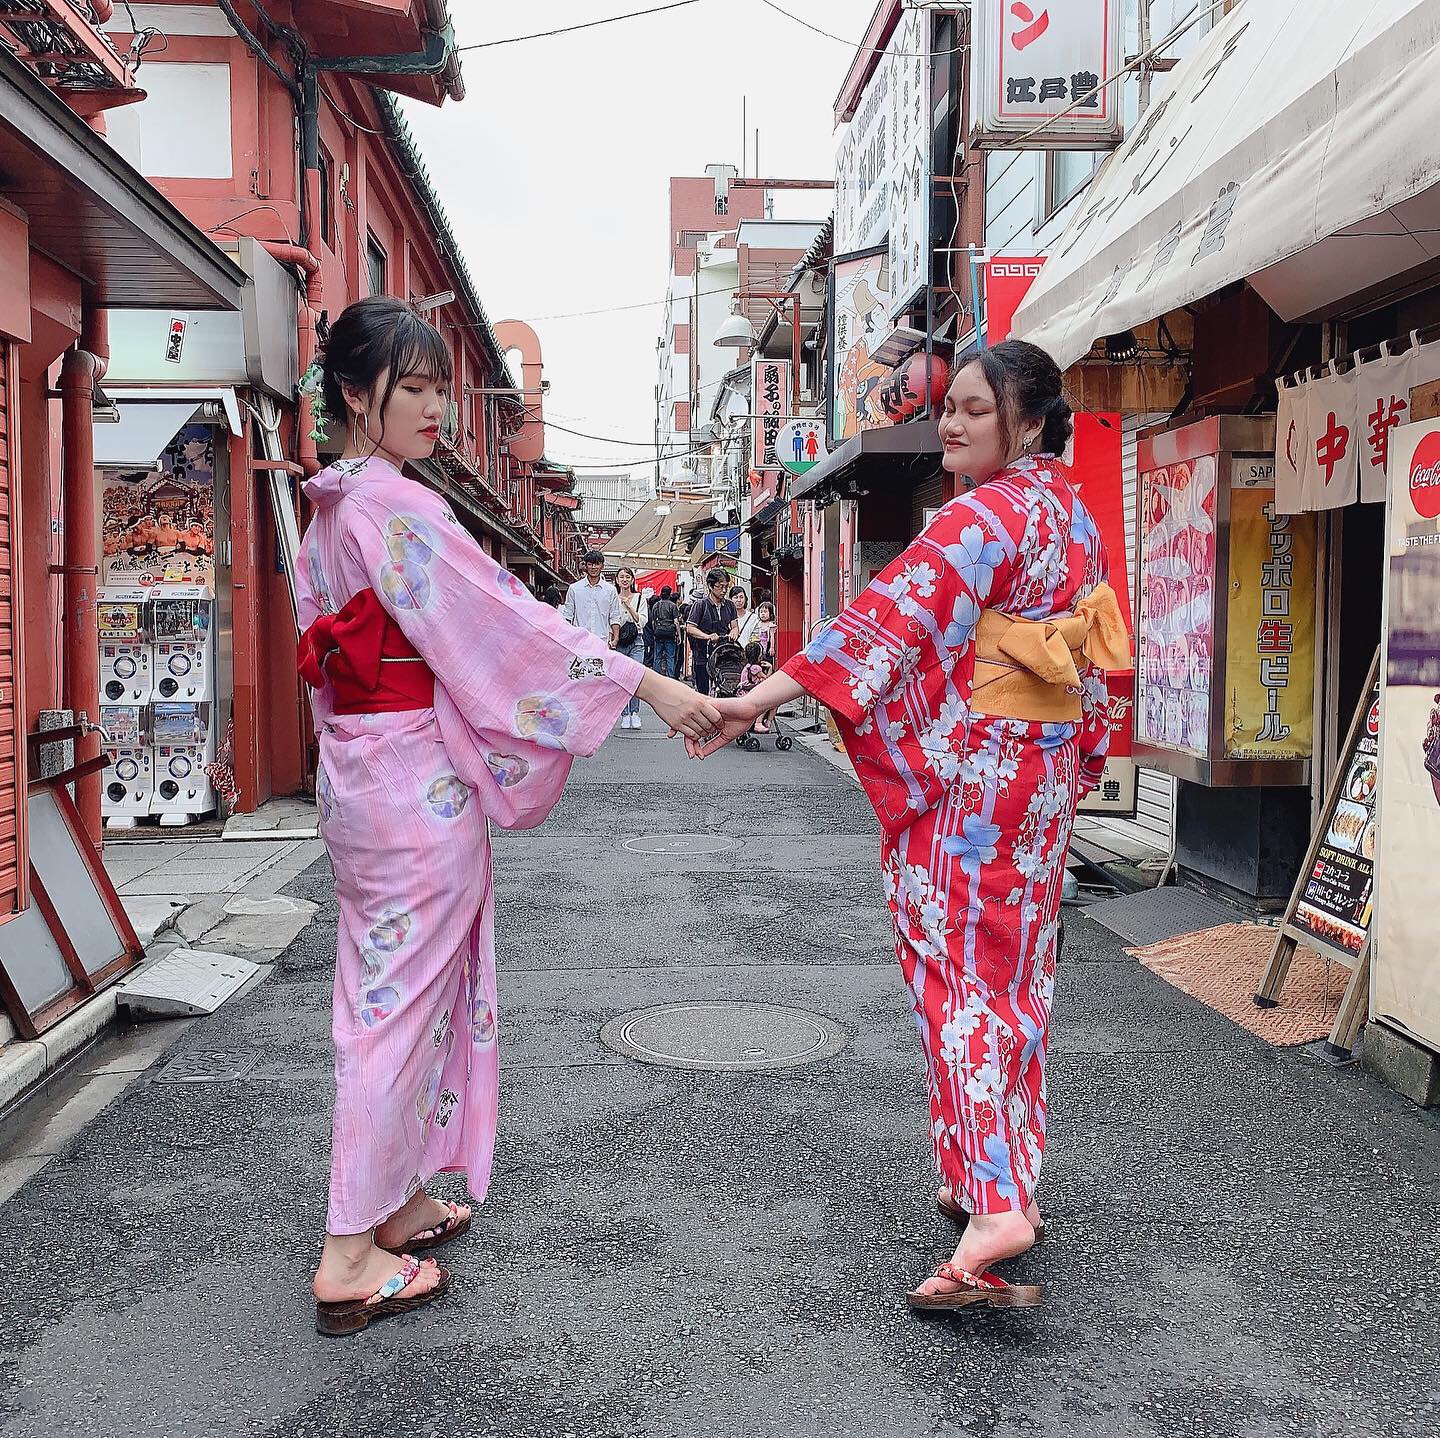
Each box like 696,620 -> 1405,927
401,0 -> 881,478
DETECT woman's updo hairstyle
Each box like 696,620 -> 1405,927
975,339 -> 1073,458
321,295 -> 453,434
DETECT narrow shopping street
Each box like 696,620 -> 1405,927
0,730 -> 1436,1438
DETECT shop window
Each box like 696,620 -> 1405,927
1042,150 -> 1099,223
367,232 -> 387,296
317,145 -> 334,250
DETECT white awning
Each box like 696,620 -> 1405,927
94,387 -> 243,468
1013,0 -> 1440,369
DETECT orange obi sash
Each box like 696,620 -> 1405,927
969,581 -> 1130,723
298,588 -> 435,715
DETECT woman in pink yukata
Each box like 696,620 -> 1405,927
297,297 -> 722,1336
698,341 -> 1129,1312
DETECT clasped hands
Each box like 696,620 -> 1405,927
634,670 -> 756,757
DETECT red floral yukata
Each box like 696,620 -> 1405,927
785,456 -> 1113,1215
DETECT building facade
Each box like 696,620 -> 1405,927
87,1 -> 581,825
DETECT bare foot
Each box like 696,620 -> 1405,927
938,1184 -> 1042,1231
374,1188 -> 471,1251
312,1237 -> 444,1305
913,1209 -> 1035,1299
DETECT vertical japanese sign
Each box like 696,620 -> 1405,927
1374,419 -> 1440,1052
751,358 -> 790,472
887,6 -> 931,319
1223,460 -> 1316,760
1136,432 -> 1219,758
829,249 -> 892,444
971,0 -> 1123,149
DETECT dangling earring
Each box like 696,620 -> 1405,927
1023,435 -> 1034,453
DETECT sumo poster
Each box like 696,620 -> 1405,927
1374,418 -> 1440,1050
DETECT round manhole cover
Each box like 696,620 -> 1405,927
599,1002 -> 848,1072
623,833 -> 735,856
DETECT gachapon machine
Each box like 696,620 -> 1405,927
150,585 -> 213,703
100,704 -> 153,828
98,588 -> 153,705
149,701 -> 215,825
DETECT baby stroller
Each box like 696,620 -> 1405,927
708,636 -> 792,753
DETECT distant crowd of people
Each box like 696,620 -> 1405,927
555,551 -> 777,728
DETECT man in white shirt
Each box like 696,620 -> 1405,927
563,551 -> 623,647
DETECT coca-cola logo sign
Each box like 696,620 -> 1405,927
1409,431 -> 1440,519
1367,699 -> 1380,737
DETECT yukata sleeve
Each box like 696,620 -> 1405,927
347,489 -> 644,756
783,491 -> 1020,727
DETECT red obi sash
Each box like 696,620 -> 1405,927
298,588 -> 435,714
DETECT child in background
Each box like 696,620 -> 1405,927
738,641 -> 775,734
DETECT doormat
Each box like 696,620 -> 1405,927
1084,885 -> 1247,946
1127,923 -> 1346,1047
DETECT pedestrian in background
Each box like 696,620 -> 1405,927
294,296 -> 723,1336
742,597 -> 776,656
685,569 -> 739,696
542,584 -> 563,609
615,566 -> 648,729
563,550 -> 622,646
695,340 -> 1128,1313
729,584 -> 750,641
648,584 -> 682,679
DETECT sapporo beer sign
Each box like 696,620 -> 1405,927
971,0 -> 1124,150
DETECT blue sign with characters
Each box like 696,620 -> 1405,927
702,527 -> 740,556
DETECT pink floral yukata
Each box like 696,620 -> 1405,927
297,456 -> 643,1234
785,456 -> 1113,1216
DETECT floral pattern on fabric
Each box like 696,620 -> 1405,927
785,457 -> 1113,1215
295,454 -> 645,1233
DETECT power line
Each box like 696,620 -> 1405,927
758,0 -> 969,59
457,1 -> 703,51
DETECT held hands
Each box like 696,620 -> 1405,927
686,696 -> 758,759
636,670 -> 723,744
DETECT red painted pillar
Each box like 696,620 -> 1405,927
60,343 -> 101,840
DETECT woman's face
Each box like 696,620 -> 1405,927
730,589 -> 748,613
939,361 -> 1036,486
346,368 -> 449,464
616,568 -> 635,591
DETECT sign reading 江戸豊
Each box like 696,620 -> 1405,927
834,9 -> 933,319
752,359 -> 791,472
971,0 -> 1124,150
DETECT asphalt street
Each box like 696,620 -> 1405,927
1,724 -> 1437,1438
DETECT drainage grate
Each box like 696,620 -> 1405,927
153,1049 -> 262,1085
1083,885 -> 1252,947
623,833 -> 735,856
599,1002 -> 848,1072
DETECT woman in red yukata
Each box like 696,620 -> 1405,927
699,341 -> 1129,1312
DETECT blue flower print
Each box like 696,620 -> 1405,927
1036,722 -> 1077,751
1017,1010 -> 1044,1072
803,625 -> 847,664
1070,500 -> 1099,550
941,813 -> 1003,875
943,592 -> 982,649
973,1133 -> 1021,1204
943,524 -> 1007,601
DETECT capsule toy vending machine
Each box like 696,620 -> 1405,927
150,701 -> 215,825
99,703 -> 153,827
98,588 -> 153,707
151,585 -> 213,704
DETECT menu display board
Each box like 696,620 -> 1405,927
1136,448 -> 1218,757
1293,679 -> 1380,956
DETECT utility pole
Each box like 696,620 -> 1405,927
1137,0 -> 1154,117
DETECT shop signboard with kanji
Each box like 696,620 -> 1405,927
971,0 -> 1124,150
828,248 -> 892,445
1134,416 -> 1307,787
751,359 -> 791,472
1222,458 -> 1317,762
